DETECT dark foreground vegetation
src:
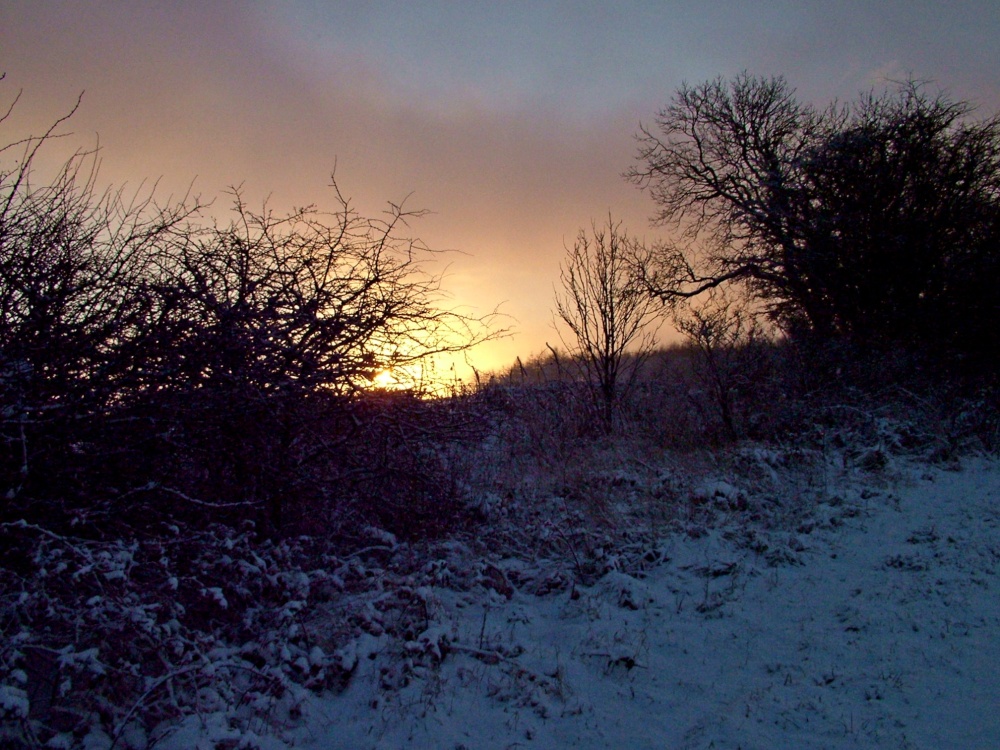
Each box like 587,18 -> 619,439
1,73 -> 998,747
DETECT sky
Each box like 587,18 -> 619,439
2,1 -> 999,379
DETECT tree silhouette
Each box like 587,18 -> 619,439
628,73 -> 1000,368
553,216 -> 661,431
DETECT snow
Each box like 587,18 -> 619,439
0,684 -> 29,719
7,450 -> 998,749
279,456 -> 1000,749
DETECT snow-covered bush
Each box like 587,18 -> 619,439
0,520 -> 369,747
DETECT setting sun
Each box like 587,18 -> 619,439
371,369 -> 398,388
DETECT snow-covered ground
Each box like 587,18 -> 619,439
157,451 -> 1000,750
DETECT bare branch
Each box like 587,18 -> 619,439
553,215 -> 662,431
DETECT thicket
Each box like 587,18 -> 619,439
0,88 -> 498,539
0,87 -> 497,746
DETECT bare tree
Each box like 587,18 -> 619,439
553,216 -> 661,431
625,73 -> 834,323
627,73 -> 1000,367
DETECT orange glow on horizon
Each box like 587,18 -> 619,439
372,369 -> 398,388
